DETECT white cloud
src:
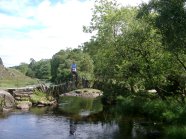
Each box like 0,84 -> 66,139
0,0 -> 94,67
118,0 -> 149,6
0,0 -> 149,67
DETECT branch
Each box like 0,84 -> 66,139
174,53 -> 186,71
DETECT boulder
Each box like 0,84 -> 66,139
38,100 -> 56,106
16,101 -> 32,110
0,90 -> 15,109
61,88 -> 103,98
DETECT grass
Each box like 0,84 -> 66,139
30,90 -> 54,104
0,79 -> 37,88
0,66 -> 37,88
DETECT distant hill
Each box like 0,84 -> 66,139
0,65 -> 37,88
0,57 -> 3,66
0,65 -> 15,80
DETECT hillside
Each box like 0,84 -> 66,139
0,65 -> 37,88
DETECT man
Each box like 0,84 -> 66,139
71,62 -> 77,73
71,62 -> 78,81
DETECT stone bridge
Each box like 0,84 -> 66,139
5,77 -> 91,98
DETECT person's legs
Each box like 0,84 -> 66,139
74,72 -> 78,81
71,71 -> 78,87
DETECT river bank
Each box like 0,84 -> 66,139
0,96 -> 176,139
0,89 -> 56,112
0,88 -> 103,112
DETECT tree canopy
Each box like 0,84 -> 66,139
82,0 -> 185,98
12,0 -> 185,101
51,49 -> 94,83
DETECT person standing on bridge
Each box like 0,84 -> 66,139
71,61 -> 78,82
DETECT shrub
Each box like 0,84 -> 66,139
142,100 -> 167,120
166,126 -> 186,139
30,89 -> 54,104
117,95 -> 145,115
162,111 -> 177,123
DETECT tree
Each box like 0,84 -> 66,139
29,58 -> 36,69
34,59 -> 51,79
26,68 -> 35,78
84,0 -> 176,95
23,58 -> 51,79
138,0 -> 186,70
83,0 -> 135,80
50,49 -> 94,83
50,50 -> 69,82
15,63 -> 29,75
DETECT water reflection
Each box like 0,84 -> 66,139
69,119 -> 77,136
0,97 -> 164,139
58,96 -> 103,116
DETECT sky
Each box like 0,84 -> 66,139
0,0 -> 149,67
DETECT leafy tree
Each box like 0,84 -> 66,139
51,50 -> 69,82
26,68 -> 35,78
29,58 -> 36,69
15,63 -> 29,75
83,0 -> 185,100
34,59 -> 51,79
83,0 -> 132,79
135,0 -> 186,100
51,49 -> 94,83
138,0 -> 186,70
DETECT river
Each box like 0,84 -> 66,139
0,96 -> 168,139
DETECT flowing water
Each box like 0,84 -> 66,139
0,97 -> 167,139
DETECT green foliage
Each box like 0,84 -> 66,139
83,0 -> 185,100
59,96 -> 94,114
58,96 -> 103,116
116,96 -> 136,114
51,49 -> 94,83
0,67 -> 37,88
15,63 -> 29,75
162,111 -> 177,123
166,126 -> 186,139
30,89 -> 54,104
143,99 -> 167,120
13,48 -> 94,84
138,0 -> 186,70
33,59 -> 51,79
26,68 -> 35,78
30,90 -> 46,104
14,59 -> 51,80
116,94 -> 186,124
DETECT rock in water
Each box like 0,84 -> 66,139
16,102 -> 32,110
0,90 -> 15,109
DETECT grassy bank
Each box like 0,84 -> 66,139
0,79 -> 37,88
114,94 -> 186,138
116,95 -> 186,124
0,67 -> 37,88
